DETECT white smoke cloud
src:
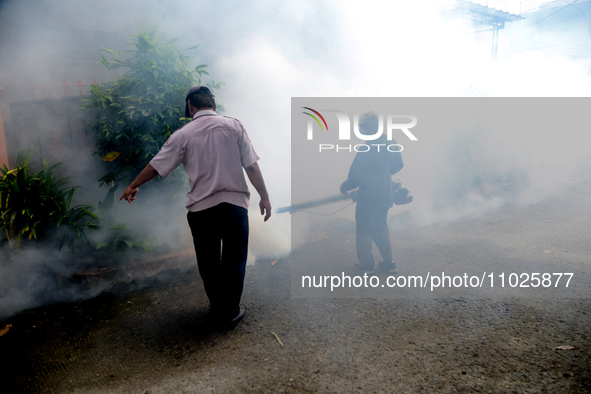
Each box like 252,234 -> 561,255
1,0 -> 590,315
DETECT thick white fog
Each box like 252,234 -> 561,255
0,0 -> 590,317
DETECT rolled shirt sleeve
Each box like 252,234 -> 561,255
236,121 -> 260,168
150,135 -> 184,178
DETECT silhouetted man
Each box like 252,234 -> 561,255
340,112 -> 403,274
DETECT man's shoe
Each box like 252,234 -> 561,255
353,263 -> 375,274
379,260 -> 397,273
226,305 -> 246,327
210,305 -> 246,329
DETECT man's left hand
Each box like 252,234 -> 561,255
260,200 -> 272,222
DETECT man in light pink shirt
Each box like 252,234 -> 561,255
120,86 -> 271,327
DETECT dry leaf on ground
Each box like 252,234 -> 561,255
0,324 -> 12,337
555,345 -> 576,350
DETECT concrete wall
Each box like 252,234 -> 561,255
4,95 -> 104,203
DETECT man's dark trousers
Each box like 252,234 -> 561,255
187,202 -> 249,320
355,204 -> 392,268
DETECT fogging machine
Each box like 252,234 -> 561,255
276,180 -> 412,214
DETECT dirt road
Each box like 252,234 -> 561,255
2,181 -> 590,393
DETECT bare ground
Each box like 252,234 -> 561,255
1,181 -> 590,393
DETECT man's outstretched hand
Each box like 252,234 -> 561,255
118,164 -> 159,204
260,200 -> 272,222
119,186 -> 139,204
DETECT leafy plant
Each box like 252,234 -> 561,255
95,222 -> 154,253
0,152 -> 98,250
82,24 -> 221,189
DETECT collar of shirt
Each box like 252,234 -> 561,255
192,109 -> 217,120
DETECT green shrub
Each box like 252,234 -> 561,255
82,24 -> 220,189
0,152 -> 98,250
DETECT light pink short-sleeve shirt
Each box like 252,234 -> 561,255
150,110 -> 260,212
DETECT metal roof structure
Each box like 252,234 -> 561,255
460,1 -> 524,24
456,1 -> 524,60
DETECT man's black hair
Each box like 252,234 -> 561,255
188,92 -> 215,110
185,86 -> 216,117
